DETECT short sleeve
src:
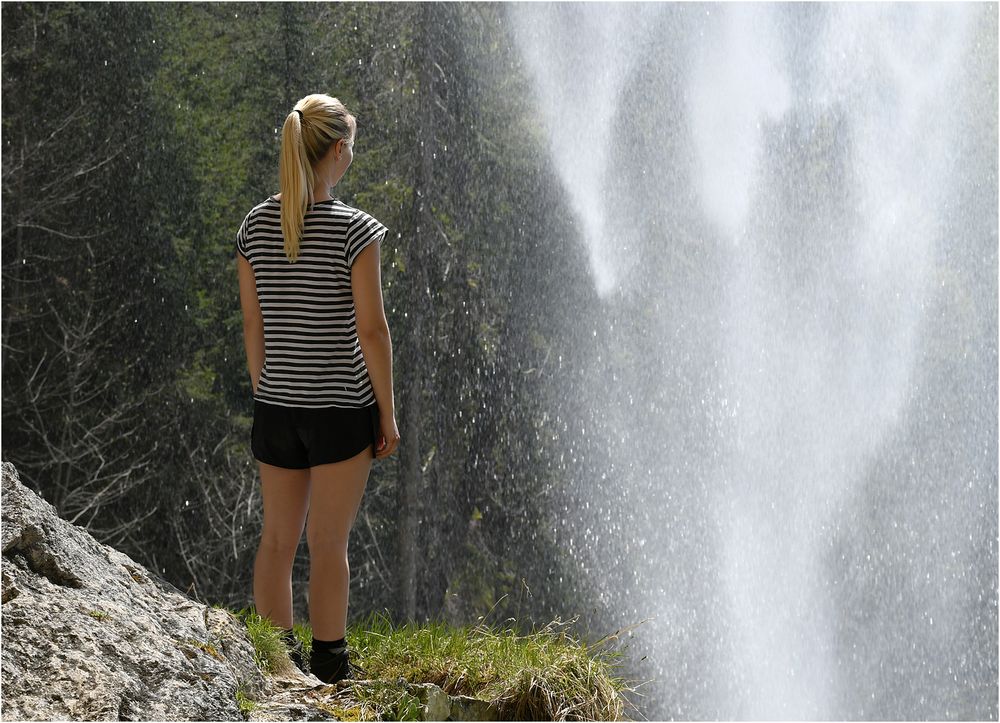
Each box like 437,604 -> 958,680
346,209 -> 388,267
235,210 -> 252,260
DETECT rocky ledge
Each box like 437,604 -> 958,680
1,461 -> 500,721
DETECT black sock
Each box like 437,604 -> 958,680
312,636 -> 346,651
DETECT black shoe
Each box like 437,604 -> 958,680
310,644 -> 355,684
279,629 -> 308,674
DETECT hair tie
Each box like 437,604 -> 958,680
293,109 -> 303,121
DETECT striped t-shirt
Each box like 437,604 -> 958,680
235,195 -> 388,409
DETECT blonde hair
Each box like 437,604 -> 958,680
278,94 -> 356,262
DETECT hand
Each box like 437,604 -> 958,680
375,414 -> 400,459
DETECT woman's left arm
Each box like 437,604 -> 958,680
237,254 -> 264,394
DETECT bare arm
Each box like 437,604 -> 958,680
351,241 -> 395,419
237,254 -> 264,394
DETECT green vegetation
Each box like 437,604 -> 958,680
235,683 -> 258,715
1,2 -> 593,640
228,604 -> 636,721
231,604 -> 310,675
346,609 -> 633,721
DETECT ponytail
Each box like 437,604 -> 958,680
278,109 -> 313,262
277,95 -> 357,262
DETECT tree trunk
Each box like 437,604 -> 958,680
394,2 -> 438,624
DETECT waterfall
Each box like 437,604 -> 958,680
508,3 -> 996,719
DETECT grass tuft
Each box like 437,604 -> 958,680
235,684 -> 258,715
346,608 -> 636,721
221,602 -> 639,721
229,604 -> 304,674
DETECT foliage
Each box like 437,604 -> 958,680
1,0 -> 598,657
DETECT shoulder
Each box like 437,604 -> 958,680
327,203 -> 380,237
335,201 -> 364,220
343,204 -> 387,229
241,197 -> 281,230
242,197 -> 275,221
255,196 -> 278,214
335,201 -> 366,223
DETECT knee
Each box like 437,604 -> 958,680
305,527 -> 349,557
258,535 -> 301,560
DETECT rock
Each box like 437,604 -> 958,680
408,682 -> 504,721
1,460 -> 270,720
450,694 -> 500,721
1,460 -> 513,721
411,682 -> 453,720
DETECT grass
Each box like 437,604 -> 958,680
349,609 -> 636,721
235,683 -> 258,715
228,603 -> 310,675
223,602 -> 639,721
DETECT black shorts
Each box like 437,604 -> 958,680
251,400 -> 380,469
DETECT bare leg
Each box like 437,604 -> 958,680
307,444 -> 373,640
253,461 -> 310,629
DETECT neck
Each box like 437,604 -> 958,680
271,190 -> 335,203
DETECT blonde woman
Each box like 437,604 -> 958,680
235,93 -> 400,683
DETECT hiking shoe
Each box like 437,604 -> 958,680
310,644 -> 364,684
279,629 -> 308,674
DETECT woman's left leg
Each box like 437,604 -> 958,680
253,461 -> 310,628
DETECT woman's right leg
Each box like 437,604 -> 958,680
253,461 -> 310,629
306,443 -> 373,641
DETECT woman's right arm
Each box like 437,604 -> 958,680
237,254 -> 265,394
351,241 -> 400,458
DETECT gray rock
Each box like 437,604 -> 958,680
450,694 -> 500,721
408,681 -> 506,721
1,460 -> 512,722
1,460 -> 269,721
411,682 -> 454,721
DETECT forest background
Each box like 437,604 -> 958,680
2,2 -> 604,633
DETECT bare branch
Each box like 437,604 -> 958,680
13,223 -> 106,240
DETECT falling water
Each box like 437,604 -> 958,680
508,3 -> 997,720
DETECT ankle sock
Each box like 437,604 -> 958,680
312,636 -> 347,652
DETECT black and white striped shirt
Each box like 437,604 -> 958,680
236,195 -> 388,408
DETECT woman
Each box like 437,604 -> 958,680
235,93 -> 400,683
